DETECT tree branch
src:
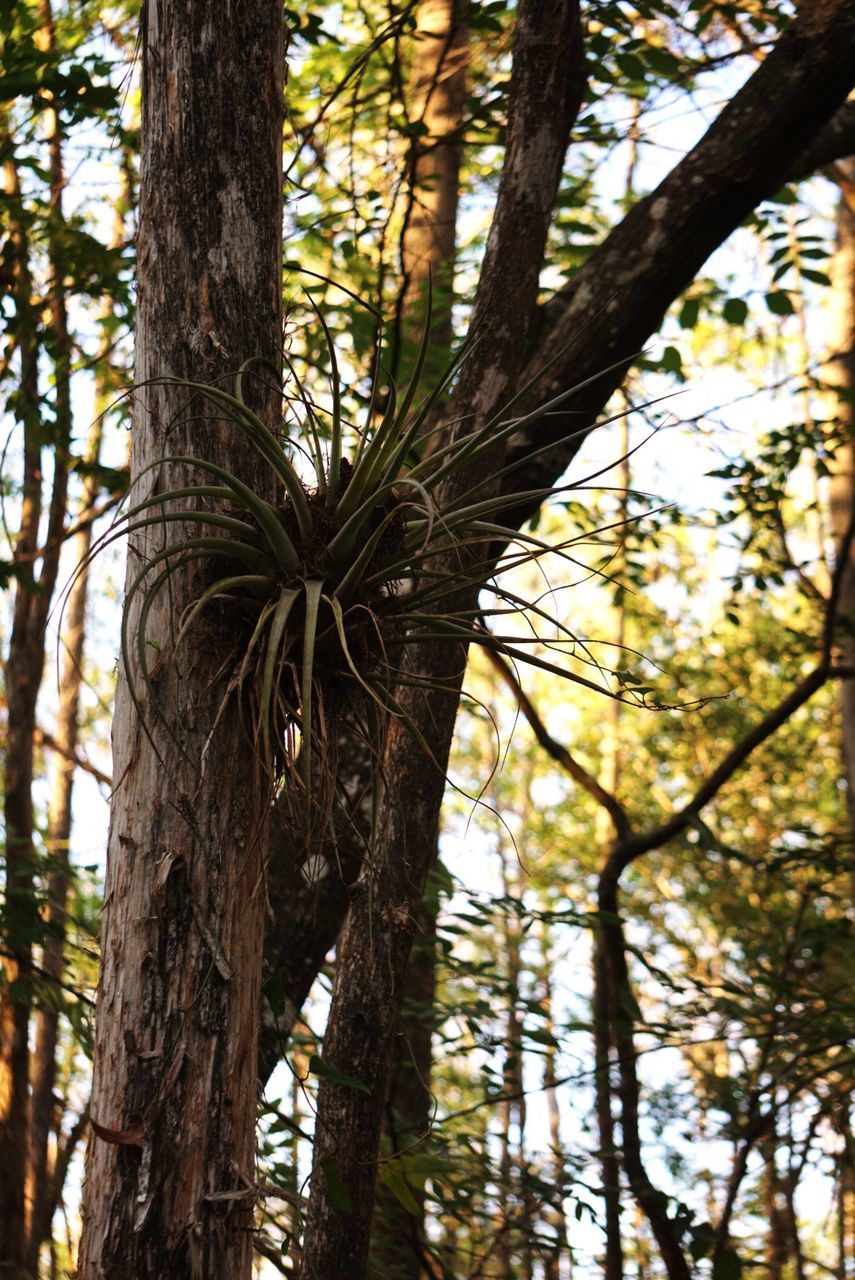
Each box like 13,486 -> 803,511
484,645 -> 631,838
788,99 -> 855,184
503,0 -> 855,530
34,727 -> 112,789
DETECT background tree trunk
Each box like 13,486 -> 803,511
78,3 -> 284,1275
827,162 -> 855,871
395,0 -> 468,377
0,83 -> 70,1274
24,412 -> 101,1278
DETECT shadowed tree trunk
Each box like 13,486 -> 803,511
371,6 -> 469,1272
299,4 -> 587,1276
78,2 -> 284,1275
260,0 -> 470,1093
371,878 -> 440,1280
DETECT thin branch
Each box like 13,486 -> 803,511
484,646 -> 631,838
34,727 -> 112,789
606,493 -> 855,877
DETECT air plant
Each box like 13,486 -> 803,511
80,292 -> 639,838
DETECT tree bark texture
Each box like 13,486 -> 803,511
78,3 -> 284,1276
369,7 -> 469,1271
260,725 -> 375,1081
370,883 -> 439,1280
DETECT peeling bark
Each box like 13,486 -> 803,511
78,2 -> 284,1275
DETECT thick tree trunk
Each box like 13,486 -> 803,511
260,725 -> 375,1080
78,3 -> 284,1276
299,672 -> 463,1280
370,7 -> 469,1271
370,884 -> 439,1280
261,0 -> 469,1090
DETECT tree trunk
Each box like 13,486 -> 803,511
598,875 -> 691,1280
255,1 -> 855,1087
540,935 -> 569,1280
299,6 -> 586,1275
495,835 -> 527,1279
371,882 -> 439,1280
593,934 -> 624,1280
593,423 -> 630,1280
370,7 -> 469,1270
25,35 -> 129,1267
394,0 -> 468,376
260,0 -> 470,1090
760,1131 -> 789,1280
827,163 -> 855,869
78,3 -> 284,1276
0,102 -> 70,1276
25,412 -> 104,1279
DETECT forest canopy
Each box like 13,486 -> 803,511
1,1 -> 854,1277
